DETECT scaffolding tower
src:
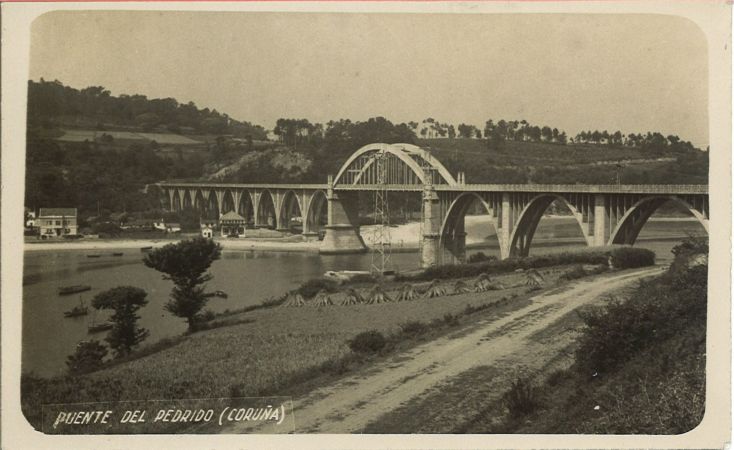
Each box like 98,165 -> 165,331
370,151 -> 391,276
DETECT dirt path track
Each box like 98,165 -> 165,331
229,267 -> 663,433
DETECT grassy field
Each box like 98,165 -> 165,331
21,265 -> 578,429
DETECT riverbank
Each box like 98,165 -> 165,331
21,248 -> 659,432
23,215 -> 703,253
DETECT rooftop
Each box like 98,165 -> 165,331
39,208 -> 77,217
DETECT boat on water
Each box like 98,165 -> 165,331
58,285 -> 91,295
204,290 -> 228,299
87,254 -> 102,258
140,246 -> 153,252
112,252 -> 124,256
88,322 -> 113,333
64,296 -> 89,318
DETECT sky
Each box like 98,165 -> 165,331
29,11 -> 709,147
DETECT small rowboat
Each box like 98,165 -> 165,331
58,285 -> 91,295
140,246 -> 153,252
64,305 -> 88,318
112,252 -> 124,256
88,322 -> 113,333
87,254 -> 101,258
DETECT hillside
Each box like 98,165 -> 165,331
25,80 -> 708,219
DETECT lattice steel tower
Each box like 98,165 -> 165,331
370,151 -> 391,276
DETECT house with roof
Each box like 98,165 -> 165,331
219,211 -> 246,237
38,208 -> 78,238
200,218 -> 217,238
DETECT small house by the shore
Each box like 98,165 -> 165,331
201,218 -> 217,238
219,211 -> 246,237
38,208 -> 78,238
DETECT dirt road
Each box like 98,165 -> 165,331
229,266 -> 663,434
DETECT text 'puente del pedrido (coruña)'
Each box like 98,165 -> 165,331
155,143 -> 709,268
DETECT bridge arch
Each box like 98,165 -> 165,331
238,190 -> 255,224
333,143 -> 457,186
277,190 -> 303,231
222,190 -> 236,215
439,192 -> 497,263
256,189 -> 277,229
508,194 -> 591,258
609,195 -> 709,246
182,190 -> 193,210
305,190 -> 328,235
171,190 -> 182,212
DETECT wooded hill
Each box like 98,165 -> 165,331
25,81 -> 709,220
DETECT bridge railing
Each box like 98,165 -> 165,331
155,181 -> 708,195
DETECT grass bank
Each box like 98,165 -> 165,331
462,239 -> 707,434
20,247 -> 655,431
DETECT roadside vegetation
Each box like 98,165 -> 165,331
464,237 -> 707,434
20,246 -> 656,430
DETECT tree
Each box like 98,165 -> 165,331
66,340 -> 108,375
143,237 -> 222,331
92,286 -> 150,357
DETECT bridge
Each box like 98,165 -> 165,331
156,143 -> 709,268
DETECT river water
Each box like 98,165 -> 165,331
22,218 -> 705,377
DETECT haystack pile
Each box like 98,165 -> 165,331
395,283 -> 419,301
282,292 -> 306,307
341,288 -> 365,305
423,279 -> 447,298
366,284 -> 393,304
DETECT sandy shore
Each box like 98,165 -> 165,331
23,237 -> 321,253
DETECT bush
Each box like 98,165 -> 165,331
468,252 -> 497,264
575,264 -> 706,375
348,330 -> 387,354
66,340 -> 108,375
414,250 -> 610,281
609,247 -> 655,269
559,265 -> 588,281
443,313 -> 460,326
502,376 -> 542,418
399,320 -> 429,336
297,278 -> 339,299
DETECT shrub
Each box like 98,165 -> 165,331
399,320 -> 429,336
195,309 -> 216,323
502,376 -> 542,418
575,264 -> 707,375
348,330 -> 387,354
297,278 -> 339,299
559,265 -> 588,281
609,247 -> 655,269
66,340 -> 108,375
416,250 -> 610,281
443,313 -> 460,326
468,252 -> 497,264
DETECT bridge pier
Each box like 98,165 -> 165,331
320,183 -> 367,254
420,184 -> 441,268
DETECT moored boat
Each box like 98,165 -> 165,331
88,322 -> 113,333
140,246 -> 153,252
64,305 -> 88,318
58,285 -> 91,295
87,254 -> 101,258
112,252 -> 123,256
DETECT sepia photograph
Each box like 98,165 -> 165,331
1,2 -> 731,448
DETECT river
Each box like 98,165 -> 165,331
22,217 -> 705,377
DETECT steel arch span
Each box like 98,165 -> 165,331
333,143 -> 457,187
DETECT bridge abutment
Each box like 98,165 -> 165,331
319,186 -> 367,254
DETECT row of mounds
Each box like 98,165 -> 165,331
280,271 -> 547,308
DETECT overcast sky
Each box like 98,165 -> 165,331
30,11 -> 708,147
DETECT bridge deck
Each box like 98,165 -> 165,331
157,182 -> 707,195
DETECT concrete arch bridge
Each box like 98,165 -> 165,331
156,143 -> 708,268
